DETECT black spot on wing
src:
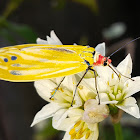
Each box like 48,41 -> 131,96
10,70 -> 21,75
46,48 -> 74,53
12,64 -> 21,67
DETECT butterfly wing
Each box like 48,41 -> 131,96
0,44 -> 89,82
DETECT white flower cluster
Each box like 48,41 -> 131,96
31,31 -> 140,140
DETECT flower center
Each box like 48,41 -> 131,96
50,87 -> 73,106
108,82 -> 124,102
69,120 -> 91,139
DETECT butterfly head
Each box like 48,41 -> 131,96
93,53 -> 112,66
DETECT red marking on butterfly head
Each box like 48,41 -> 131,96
93,54 -> 112,66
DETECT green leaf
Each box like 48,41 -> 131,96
0,18 -> 37,44
7,23 -> 38,43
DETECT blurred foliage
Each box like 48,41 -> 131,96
72,0 -> 98,13
0,0 -> 37,44
33,119 -> 61,140
52,0 -> 98,13
0,17 -> 37,44
52,0 -> 66,9
123,127 -> 140,140
0,0 -> 98,45
100,125 -> 140,140
3,0 -> 24,18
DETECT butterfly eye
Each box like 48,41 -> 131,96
92,51 -> 95,56
103,61 -> 108,66
11,56 -> 17,60
4,58 -> 8,62
103,62 -> 107,66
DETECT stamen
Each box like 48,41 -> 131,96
76,128 -> 84,138
69,128 -> 76,135
85,130 -> 91,139
69,121 -> 88,139
71,133 -> 76,139
119,74 -> 121,79
74,120 -> 81,127
107,81 -> 110,86
112,73 -> 114,79
78,85 -> 83,90
59,87 -> 64,92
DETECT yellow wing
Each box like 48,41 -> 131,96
0,44 -> 95,82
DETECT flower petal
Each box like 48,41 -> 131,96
34,79 -> 57,101
68,108 -> 84,118
53,108 -> 82,130
58,75 -> 75,92
31,103 -> 62,127
46,31 -> 62,45
52,109 -> 69,130
95,43 -> 105,56
74,91 -> 83,107
116,54 -> 132,77
81,78 -> 96,93
87,123 -> 99,140
62,130 -> 71,140
124,76 -> 140,98
50,30 -> 62,45
121,97 -> 136,106
36,38 -> 48,44
37,30 -> 62,45
80,76 -> 108,94
117,97 -> 140,118
95,66 -> 113,82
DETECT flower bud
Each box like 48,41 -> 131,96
83,99 -> 109,124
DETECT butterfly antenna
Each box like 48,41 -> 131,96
108,36 -> 140,58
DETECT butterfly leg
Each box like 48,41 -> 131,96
71,68 -> 89,106
88,67 -> 100,105
49,77 -> 65,100
108,64 -> 120,80
109,64 -> 134,81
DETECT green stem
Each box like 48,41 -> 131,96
113,122 -> 123,140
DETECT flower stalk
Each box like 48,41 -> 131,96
110,106 -> 123,124
113,122 -> 123,140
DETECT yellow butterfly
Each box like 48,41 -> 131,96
0,43 -> 111,82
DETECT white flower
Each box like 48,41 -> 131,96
95,54 -> 140,118
83,99 -> 109,124
31,75 -> 83,127
61,100 -> 109,140
32,74 -> 102,140
31,31 -> 109,140
36,30 -> 63,45
62,108 -> 99,140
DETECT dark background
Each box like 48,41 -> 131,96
0,0 -> 140,140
